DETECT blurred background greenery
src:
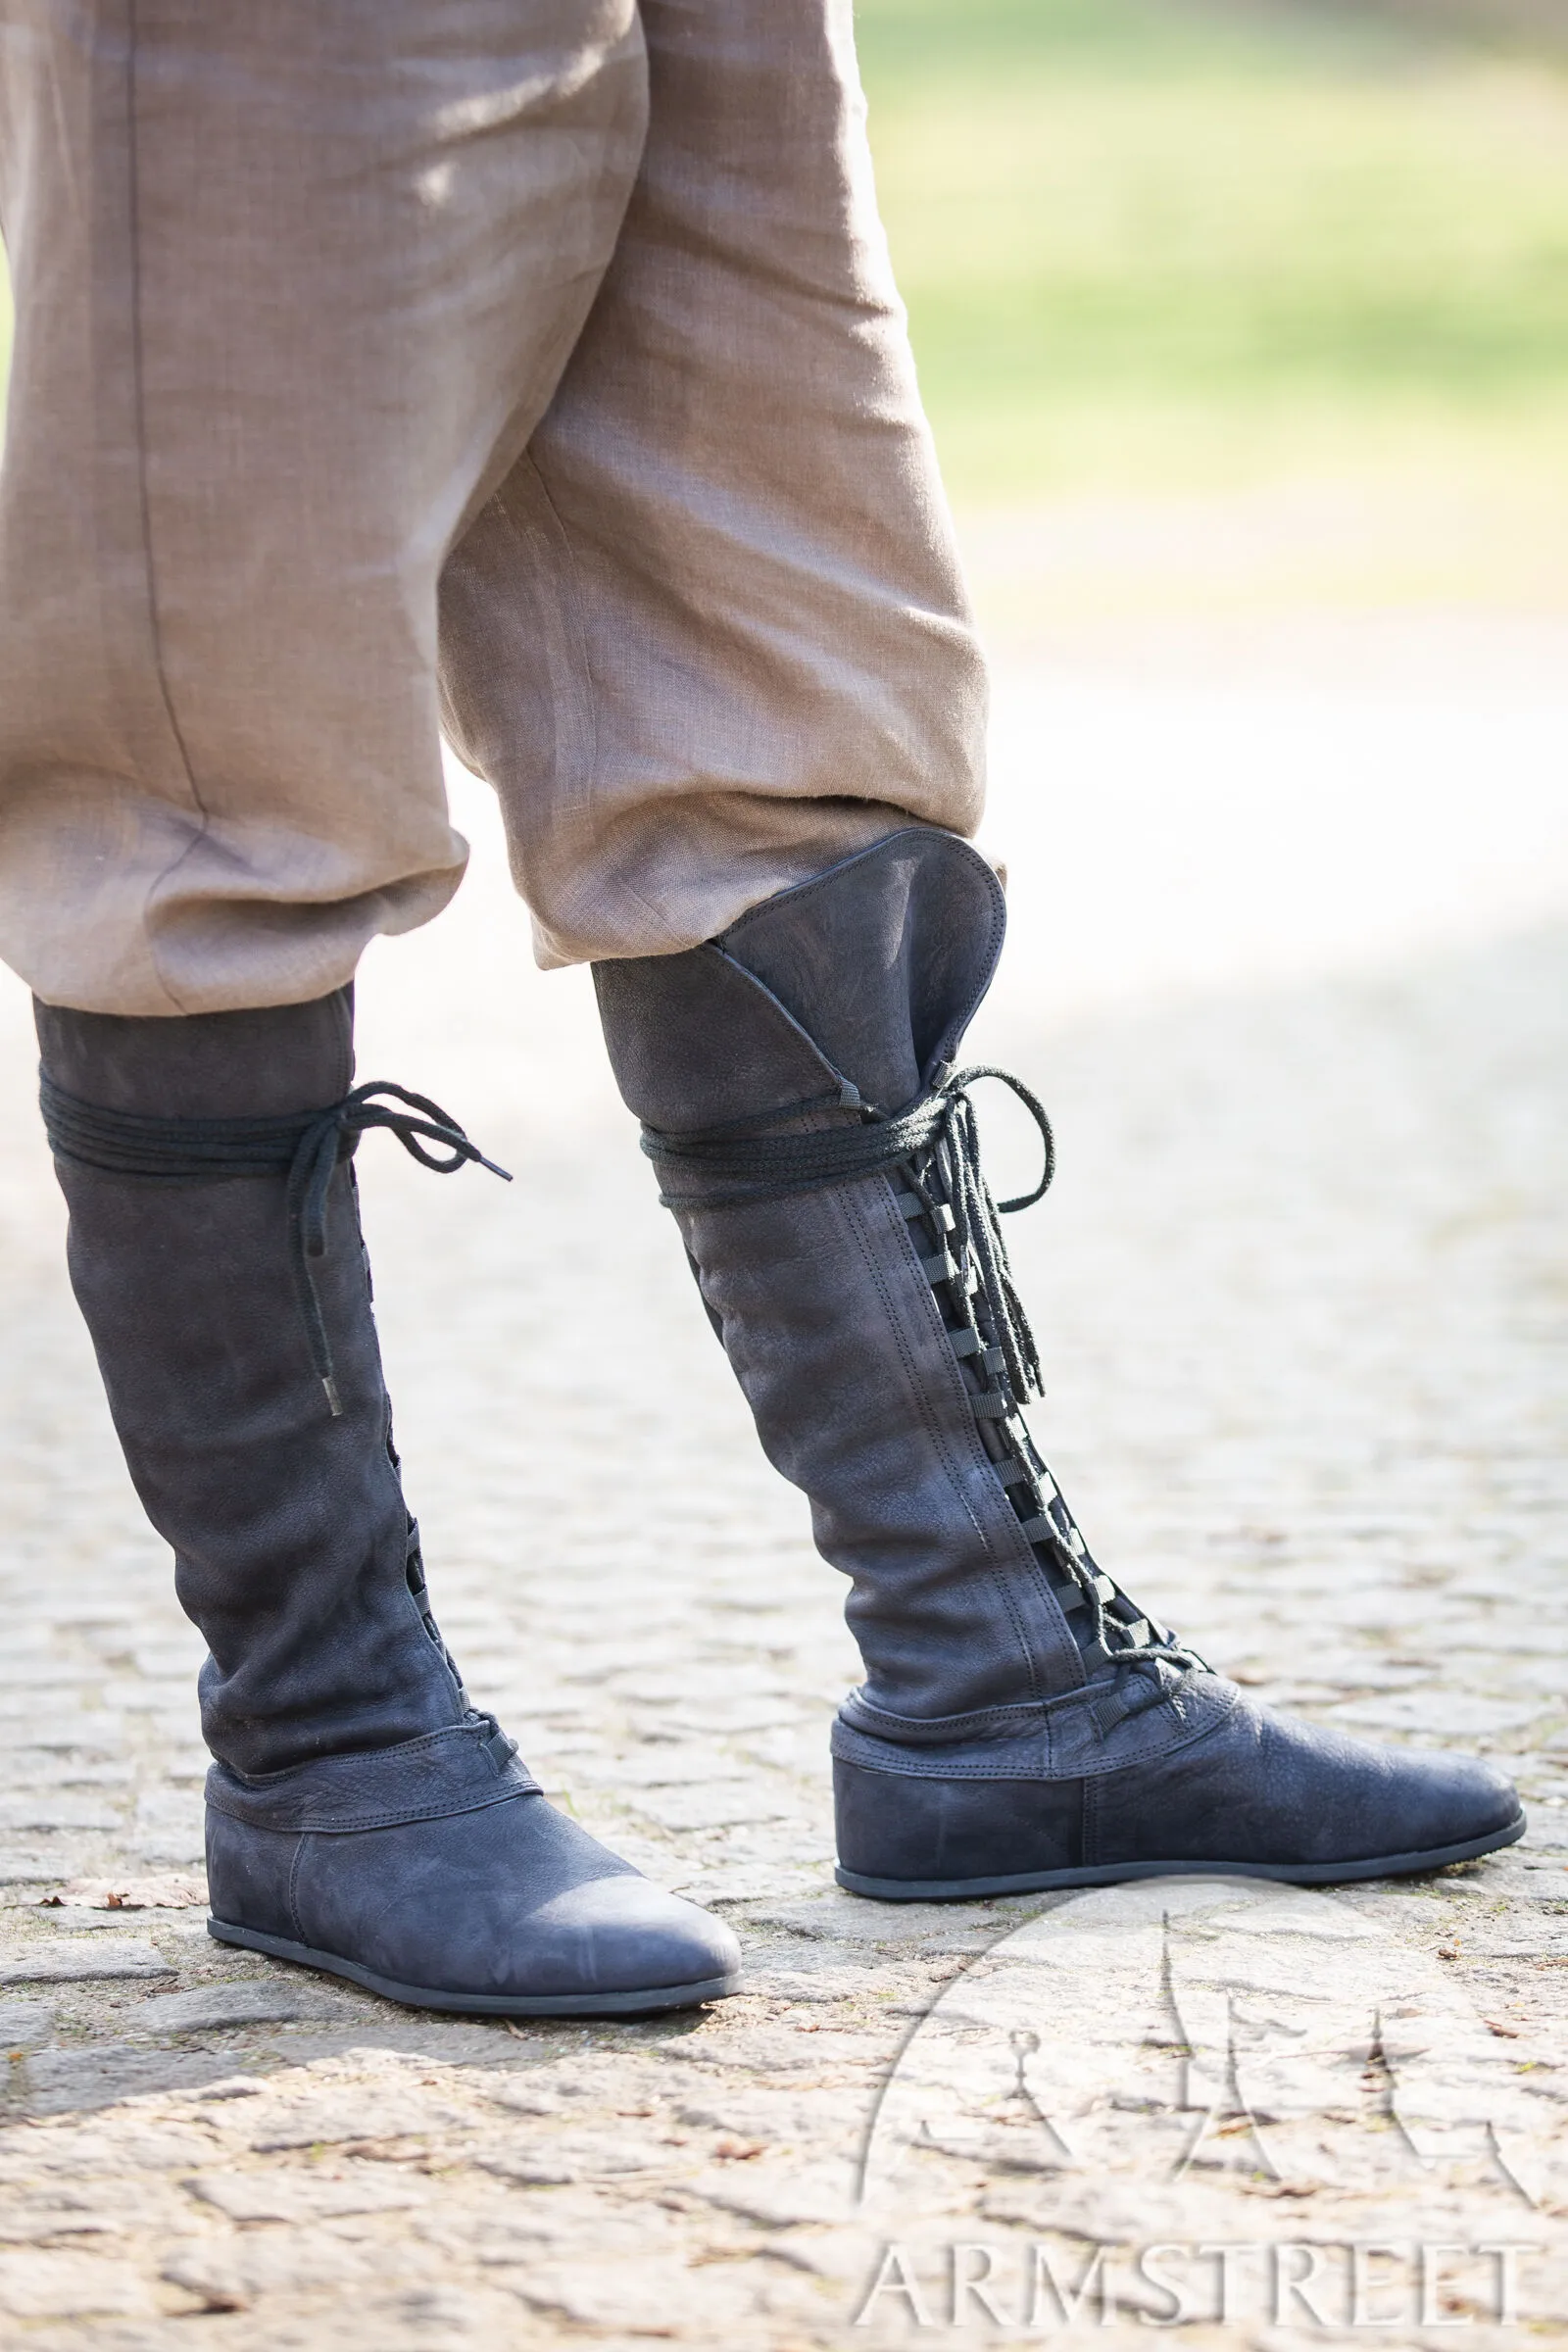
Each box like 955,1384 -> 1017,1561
858,0 -> 1568,634
1,3 -> 1561,634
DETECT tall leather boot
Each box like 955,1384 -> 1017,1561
594,830 -> 1524,1895
37,991 -> 738,2011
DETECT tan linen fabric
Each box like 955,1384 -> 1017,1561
0,0 -> 985,1016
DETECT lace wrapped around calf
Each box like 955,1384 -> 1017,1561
40,1075 -> 511,1417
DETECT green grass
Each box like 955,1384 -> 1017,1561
2,4 -> 1562,534
858,0 -> 1568,500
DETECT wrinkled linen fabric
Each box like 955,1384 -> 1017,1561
0,0 -> 985,1015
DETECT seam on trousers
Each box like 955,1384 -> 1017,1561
124,0 -> 212,1016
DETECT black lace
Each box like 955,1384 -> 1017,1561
647,1064 -> 1051,1208
644,1063 -> 1203,1704
40,1074 -> 510,1417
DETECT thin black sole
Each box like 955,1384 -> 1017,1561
834,1809 -> 1527,1901
207,1919 -> 740,2017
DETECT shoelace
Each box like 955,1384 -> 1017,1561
39,1073 -> 510,1416
895,1096 -> 1202,1695
644,1062 -> 1203,1698
645,1061 -> 1051,1389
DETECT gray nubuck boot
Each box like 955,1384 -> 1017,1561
36,991 -> 739,2013
594,829 -> 1524,1898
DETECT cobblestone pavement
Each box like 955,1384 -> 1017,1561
0,661 -> 1566,2347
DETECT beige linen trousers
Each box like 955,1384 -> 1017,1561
0,0 -> 985,1016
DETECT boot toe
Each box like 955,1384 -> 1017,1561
211,1785 -> 743,2013
1236,1704 -> 1524,1870
1098,1696 -> 1526,1876
524,1872 -> 742,1998
315,1800 -> 743,2007
1372,1741 -> 1522,1861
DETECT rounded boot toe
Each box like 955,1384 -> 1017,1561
1159,1701 -> 1529,1874
1170,1701 -> 1528,1874
1381,1742 -> 1523,1859
528,1873 -> 742,1999
238,1789 -> 745,2013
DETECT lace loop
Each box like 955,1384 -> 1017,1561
39,1072 -> 510,1417
643,1063 -> 1054,1212
643,1062 -> 1054,1414
897,1070 -> 1051,1411
643,1058 -> 1201,1693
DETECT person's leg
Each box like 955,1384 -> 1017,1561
0,0 -> 646,1014
5,0 -> 736,2008
439,0 -> 985,965
437,0 -> 1523,1890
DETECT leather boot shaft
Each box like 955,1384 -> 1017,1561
35,995 -> 744,2017
36,989 -> 466,1775
595,829 -> 1097,1740
34,992 -> 355,1120
594,827 -> 1004,1133
597,834 -> 1525,1898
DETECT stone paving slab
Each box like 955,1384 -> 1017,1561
0,741 -> 1563,2345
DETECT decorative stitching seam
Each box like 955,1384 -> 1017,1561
206,1786 -> 534,1837
835,1683 -> 1241,1780
124,0 -> 212,1015
286,1834 -> 306,1941
859,1173 -> 1050,1705
213,1721 -> 509,1789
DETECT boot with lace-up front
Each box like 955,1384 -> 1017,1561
594,829 -> 1524,1896
36,990 -> 739,2011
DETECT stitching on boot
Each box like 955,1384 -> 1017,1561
218,1722 -> 505,1787
834,1678 -> 1243,1781
287,1834 -> 308,1942
841,1181 -> 997,1560
207,1785 -> 533,1838
851,1176 -> 1055,1702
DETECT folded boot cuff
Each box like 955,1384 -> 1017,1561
838,1690 -> 1068,1746
835,1670 -> 1240,1779
205,1719 -> 539,1834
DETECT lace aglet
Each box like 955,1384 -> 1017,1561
322,1375 -> 343,1418
476,1154 -> 513,1183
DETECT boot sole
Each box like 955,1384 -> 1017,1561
207,1919 -> 740,2017
834,1807 -> 1527,1900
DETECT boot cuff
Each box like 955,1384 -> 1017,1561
205,1719 -> 538,1834
835,1671 -> 1241,1781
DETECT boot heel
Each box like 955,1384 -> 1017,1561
833,1753 -> 1086,1899
205,1805 -> 300,1942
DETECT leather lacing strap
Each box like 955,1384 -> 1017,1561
648,1065 -> 1052,1207
39,1073 -> 511,1418
644,1062 -> 1204,1718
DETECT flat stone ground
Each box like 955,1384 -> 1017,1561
1,645 -> 1567,2348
